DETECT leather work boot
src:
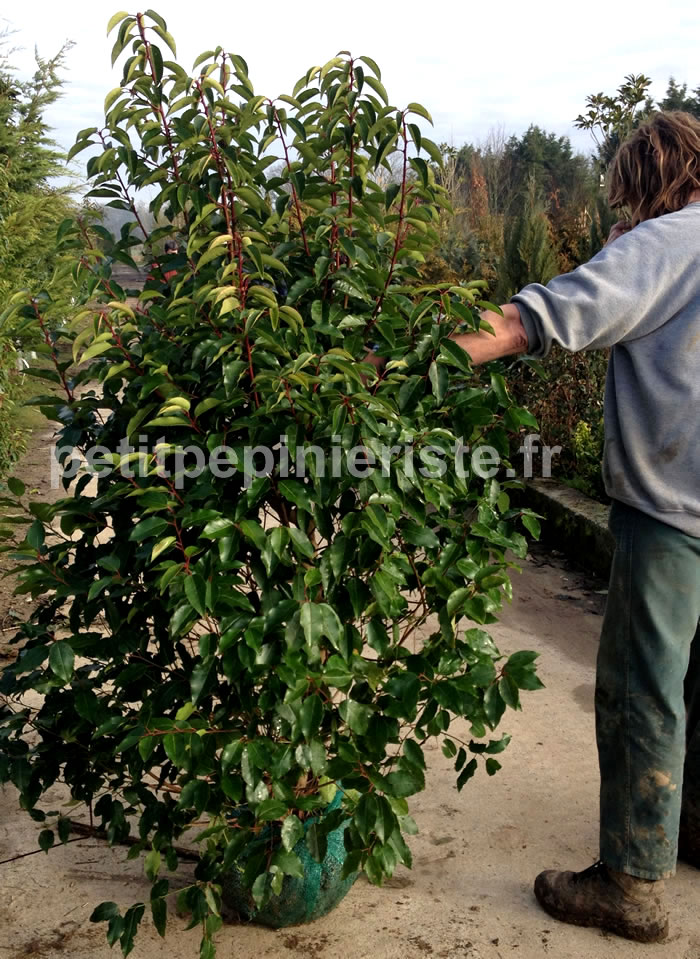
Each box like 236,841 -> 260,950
534,861 -> 669,943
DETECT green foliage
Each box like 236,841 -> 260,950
0,32 -> 78,478
0,343 -> 29,476
0,188 -> 76,312
658,77 -> 700,118
575,73 -> 653,170
509,346 -> 609,501
430,125 -> 598,298
568,419 -> 606,499
494,176 -> 559,301
426,143 -> 505,288
0,36 -> 77,318
0,11 -> 543,956
502,126 -> 594,224
0,38 -> 65,189
587,191 -> 619,259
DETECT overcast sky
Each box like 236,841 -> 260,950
5,0 -> 700,166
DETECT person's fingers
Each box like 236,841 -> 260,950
606,221 -> 632,244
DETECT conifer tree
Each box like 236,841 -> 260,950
0,35 -> 76,313
495,176 -> 559,301
0,34 -> 77,474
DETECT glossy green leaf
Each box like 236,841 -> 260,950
38,828 -> 54,852
150,898 -> 167,938
184,573 -> 207,617
7,477 -> 25,497
406,101 -> 433,125
300,602 -> 343,651
439,338 -> 473,374
281,814 -> 304,852
49,642 -> 74,684
90,901 -> 121,922
106,10 -> 129,34
120,903 -> 145,957
305,823 -> 327,864
256,798 -> 288,821
299,694 -> 323,740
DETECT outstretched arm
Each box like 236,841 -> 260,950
451,219 -> 638,364
363,303 -> 529,373
366,214 -> 678,372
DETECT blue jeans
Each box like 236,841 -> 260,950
597,501 -> 700,879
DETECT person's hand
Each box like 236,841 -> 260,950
358,350 -> 385,387
606,220 -> 632,245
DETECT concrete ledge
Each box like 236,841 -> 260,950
522,479 -> 614,579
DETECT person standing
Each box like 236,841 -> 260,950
450,111 -> 700,943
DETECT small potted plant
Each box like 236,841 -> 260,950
0,11 -> 542,957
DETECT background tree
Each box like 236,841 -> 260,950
502,126 -> 593,223
657,77 -> 700,118
0,33 -> 77,475
424,144 -> 503,287
0,35 -> 76,311
425,72 -> 699,501
478,126 -> 513,218
494,175 -> 559,302
574,73 -> 653,171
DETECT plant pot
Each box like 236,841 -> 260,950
221,791 -> 358,928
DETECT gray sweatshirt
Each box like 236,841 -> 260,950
512,201 -> 700,537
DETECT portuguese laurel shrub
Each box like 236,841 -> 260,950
0,11 -> 542,955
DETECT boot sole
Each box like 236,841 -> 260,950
534,888 -> 669,943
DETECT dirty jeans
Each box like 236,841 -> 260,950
597,500 -> 700,880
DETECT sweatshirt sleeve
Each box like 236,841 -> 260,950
511,212 -> 699,357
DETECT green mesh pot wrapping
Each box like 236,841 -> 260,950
221,793 -> 358,928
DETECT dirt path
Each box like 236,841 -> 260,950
1,425 -> 700,958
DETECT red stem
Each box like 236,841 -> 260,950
34,308 -> 74,403
245,335 -> 260,408
272,106 -> 310,256
194,79 -> 246,304
97,131 -> 150,243
136,13 -> 182,183
101,314 -> 145,375
365,118 -> 409,337
348,59 -> 355,231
